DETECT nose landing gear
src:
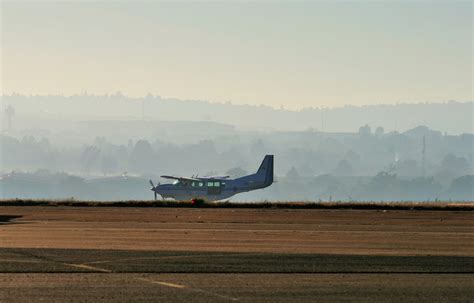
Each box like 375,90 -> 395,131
191,198 -> 205,207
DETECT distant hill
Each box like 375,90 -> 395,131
1,94 -> 472,134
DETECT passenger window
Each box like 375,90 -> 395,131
191,182 -> 195,187
214,182 -> 220,187
207,182 -> 214,187
199,182 -> 204,187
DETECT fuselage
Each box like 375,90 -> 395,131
156,177 -> 269,201
153,155 -> 274,201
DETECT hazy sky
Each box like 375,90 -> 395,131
1,1 -> 472,109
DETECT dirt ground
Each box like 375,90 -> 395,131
0,206 -> 473,255
0,206 -> 472,302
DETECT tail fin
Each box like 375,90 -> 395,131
256,155 -> 274,187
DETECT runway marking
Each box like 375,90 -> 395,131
0,259 -> 44,263
136,278 -> 185,289
136,277 -> 239,301
84,253 -> 263,265
63,263 -> 112,273
85,255 -> 210,265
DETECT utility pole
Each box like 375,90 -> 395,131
320,107 -> 324,133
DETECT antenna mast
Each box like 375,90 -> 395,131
422,135 -> 426,177
4,105 -> 15,132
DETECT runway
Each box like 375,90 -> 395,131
0,206 -> 473,302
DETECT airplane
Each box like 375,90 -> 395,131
149,155 -> 274,201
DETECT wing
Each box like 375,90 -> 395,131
160,175 -> 201,181
203,175 -> 230,179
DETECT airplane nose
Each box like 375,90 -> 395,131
154,185 -> 164,193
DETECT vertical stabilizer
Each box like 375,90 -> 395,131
256,155 -> 274,187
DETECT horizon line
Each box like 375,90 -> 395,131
1,92 -> 472,112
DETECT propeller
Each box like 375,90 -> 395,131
149,180 -> 160,200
